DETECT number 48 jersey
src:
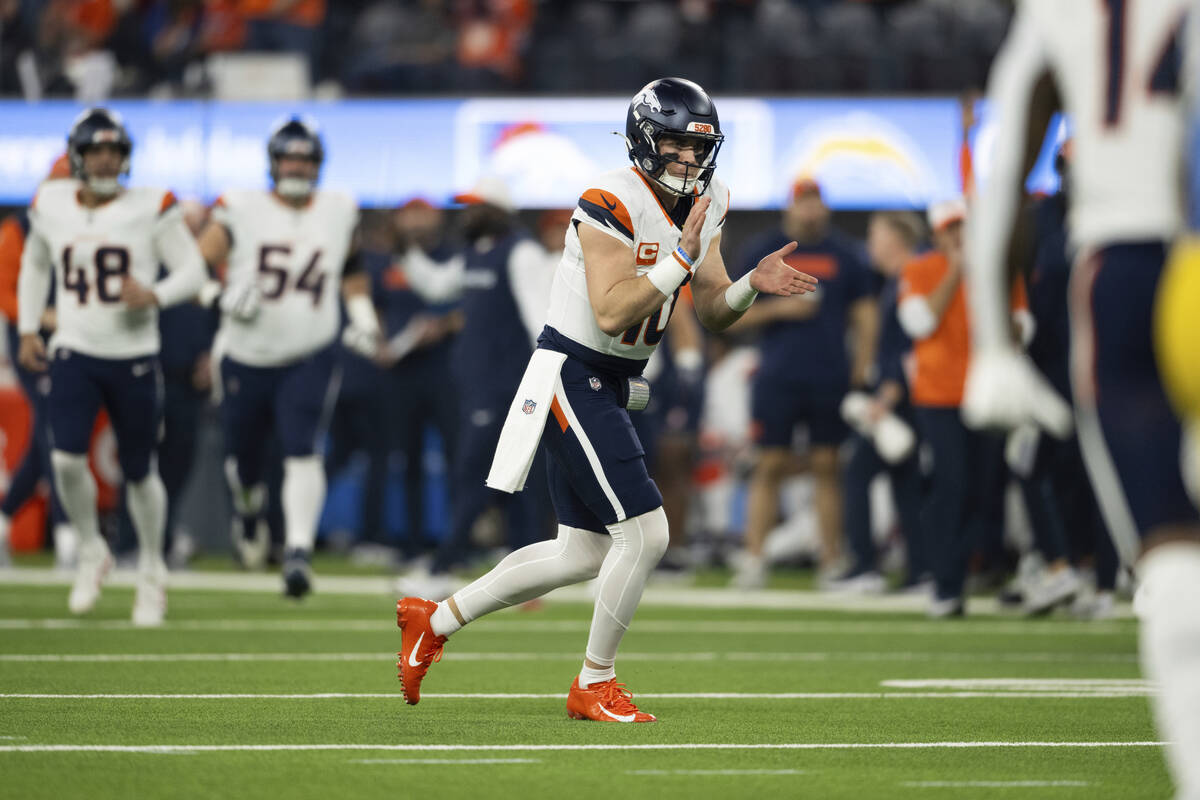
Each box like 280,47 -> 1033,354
22,180 -> 195,359
214,189 -> 358,367
544,166 -> 729,363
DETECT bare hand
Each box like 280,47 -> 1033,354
679,196 -> 710,263
191,352 -> 213,392
18,334 -> 48,372
39,308 -> 57,331
120,277 -> 159,310
750,241 -> 819,297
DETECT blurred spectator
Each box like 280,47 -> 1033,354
452,0 -> 533,91
371,198 -> 462,558
898,197 -> 1023,616
239,0 -> 324,74
730,178 -> 877,589
343,0 -> 453,93
832,210 -> 927,593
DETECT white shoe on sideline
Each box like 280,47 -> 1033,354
730,553 -> 768,590
132,566 -> 167,627
1024,567 -> 1081,616
824,570 -> 887,595
928,595 -> 965,618
68,539 -> 113,614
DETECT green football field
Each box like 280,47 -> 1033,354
0,573 -> 1171,799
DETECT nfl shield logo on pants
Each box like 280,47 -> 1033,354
589,377 -> 602,391
522,399 -> 537,415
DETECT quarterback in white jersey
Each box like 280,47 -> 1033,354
396,78 -> 817,723
196,116 -> 379,598
962,4 -> 1200,796
16,108 -> 206,626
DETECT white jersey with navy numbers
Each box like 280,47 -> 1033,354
20,179 -> 198,359
214,189 -> 358,366
544,167 -> 729,362
996,0 -> 1188,250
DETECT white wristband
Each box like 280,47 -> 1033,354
646,250 -> 692,297
724,271 -> 759,311
346,293 -> 380,335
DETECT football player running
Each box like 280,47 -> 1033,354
961,2 -> 1200,795
396,78 -> 817,722
17,108 -> 206,625
196,116 -> 380,598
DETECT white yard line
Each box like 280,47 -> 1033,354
0,618 -> 1137,635
350,758 -> 541,765
0,567 -> 1135,617
0,691 -> 1157,700
0,651 -> 1139,664
0,742 -> 1165,754
883,679 -> 1154,693
628,769 -> 805,776
902,781 -> 1091,788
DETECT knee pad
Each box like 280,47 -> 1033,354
609,507 -> 670,564
557,525 -> 611,583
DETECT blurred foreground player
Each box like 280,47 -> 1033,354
962,2 -> 1200,795
396,77 -> 818,722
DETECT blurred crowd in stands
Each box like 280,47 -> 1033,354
0,0 -> 1012,99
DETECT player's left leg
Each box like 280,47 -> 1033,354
1074,243 -> 1200,798
274,345 -> 340,598
101,354 -> 168,626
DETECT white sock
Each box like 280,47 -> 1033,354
451,525 -> 611,627
126,470 -> 167,577
224,457 -> 266,517
429,603 -> 462,638
50,450 -> 103,553
1138,543 -> 1200,800
0,512 -> 10,546
584,507 -> 670,667
578,662 -> 615,688
282,455 -> 325,552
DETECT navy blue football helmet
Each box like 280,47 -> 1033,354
625,77 -> 724,197
267,116 -> 324,198
67,107 -> 132,195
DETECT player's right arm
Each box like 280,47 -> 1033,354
581,196 -> 709,336
16,215 -> 52,372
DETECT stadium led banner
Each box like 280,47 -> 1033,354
0,98 -> 1063,209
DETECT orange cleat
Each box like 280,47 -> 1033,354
566,677 -> 657,723
396,597 -> 447,705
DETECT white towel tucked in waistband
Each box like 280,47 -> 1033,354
485,349 -> 568,493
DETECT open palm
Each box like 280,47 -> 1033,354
750,241 -> 819,296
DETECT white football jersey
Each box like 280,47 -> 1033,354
1007,0 -> 1186,248
544,167 -> 729,362
20,180 -> 201,359
214,189 -> 358,366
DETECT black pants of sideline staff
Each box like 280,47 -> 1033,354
915,406 -> 1006,604
841,430 -> 927,584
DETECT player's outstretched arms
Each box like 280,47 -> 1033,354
690,238 -> 818,332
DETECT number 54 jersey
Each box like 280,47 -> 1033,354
544,167 -> 729,363
214,189 -> 358,367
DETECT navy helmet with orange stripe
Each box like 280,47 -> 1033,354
67,107 -> 132,197
625,77 -> 724,197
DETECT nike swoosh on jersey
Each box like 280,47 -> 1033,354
600,193 -> 618,211
598,706 -> 636,723
407,632 -> 426,668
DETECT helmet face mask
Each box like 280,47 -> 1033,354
267,116 -> 324,200
67,108 -> 132,197
625,78 -> 724,197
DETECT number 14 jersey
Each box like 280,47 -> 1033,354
214,189 -> 357,367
